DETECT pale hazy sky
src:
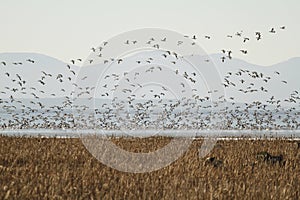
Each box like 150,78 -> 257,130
1,0 -> 300,66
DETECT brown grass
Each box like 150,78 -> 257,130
0,135 -> 299,199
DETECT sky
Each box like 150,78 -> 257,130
1,0 -> 300,66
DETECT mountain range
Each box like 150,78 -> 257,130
0,52 -> 299,107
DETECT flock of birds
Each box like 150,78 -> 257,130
0,26 -> 299,132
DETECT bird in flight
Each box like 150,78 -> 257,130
26,59 -> 35,63
243,37 -> 250,43
280,26 -> 286,30
70,70 -> 76,75
255,32 -> 261,40
177,41 -> 183,45
235,31 -> 242,37
274,71 -> 280,75
269,28 -> 276,33
240,50 -> 248,54
227,51 -> 232,59
221,56 -> 226,62
38,80 -> 45,85
117,59 -> 123,64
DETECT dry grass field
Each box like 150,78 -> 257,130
0,135 -> 299,199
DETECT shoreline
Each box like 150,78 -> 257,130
1,129 -> 300,139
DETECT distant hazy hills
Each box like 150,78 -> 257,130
0,52 -> 299,106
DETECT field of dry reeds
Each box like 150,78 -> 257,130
0,135 -> 299,199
